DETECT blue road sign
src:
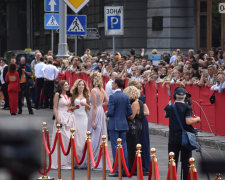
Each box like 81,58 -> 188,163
67,15 -> 87,35
44,13 -> 59,29
45,0 -> 59,12
107,16 -> 121,30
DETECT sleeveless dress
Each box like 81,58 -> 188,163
126,100 -> 144,170
83,88 -> 108,169
51,94 -> 76,169
73,98 -> 89,168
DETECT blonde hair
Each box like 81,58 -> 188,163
70,79 -> 90,106
123,86 -> 140,100
91,71 -> 103,89
128,80 -> 142,90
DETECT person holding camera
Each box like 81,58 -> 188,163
164,87 -> 200,180
18,57 -> 33,115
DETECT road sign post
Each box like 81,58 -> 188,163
104,6 -> 123,62
57,0 -> 69,58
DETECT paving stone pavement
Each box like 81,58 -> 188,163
0,107 -> 224,180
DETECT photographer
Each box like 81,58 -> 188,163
164,87 -> 200,180
18,57 -> 33,115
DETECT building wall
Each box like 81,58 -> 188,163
147,0 -> 197,55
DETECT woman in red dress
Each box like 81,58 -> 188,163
5,63 -> 20,115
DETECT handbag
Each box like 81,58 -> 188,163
172,104 -> 200,151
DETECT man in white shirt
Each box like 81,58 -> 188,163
42,61 -> 59,109
34,57 -> 46,109
105,72 -> 118,97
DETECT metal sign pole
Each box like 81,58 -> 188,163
113,36 -> 115,63
75,36 -> 77,56
57,0 -> 69,58
51,30 -> 54,53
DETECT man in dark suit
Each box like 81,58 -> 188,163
107,78 -> 132,177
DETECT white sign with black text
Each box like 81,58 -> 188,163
104,6 -> 124,36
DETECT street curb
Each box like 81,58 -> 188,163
148,123 -> 225,151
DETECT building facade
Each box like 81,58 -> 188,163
0,0 -> 224,57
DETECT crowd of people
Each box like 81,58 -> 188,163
0,47 -> 224,179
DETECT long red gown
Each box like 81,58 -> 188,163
5,72 -> 20,114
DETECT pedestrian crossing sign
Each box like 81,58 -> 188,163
44,13 -> 59,29
67,15 -> 86,35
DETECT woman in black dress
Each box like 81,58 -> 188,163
128,80 -> 150,175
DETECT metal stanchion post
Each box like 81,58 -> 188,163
37,122 -> 54,180
189,158 -> 197,180
102,135 -> 106,180
136,144 -> 142,180
87,131 -> 91,180
71,128 -> 75,180
57,124 -> 61,180
117,138 -> 122,180
169,152 -> 175,180
151,148 -> 156,180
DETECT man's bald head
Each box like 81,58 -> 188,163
111,72 -> 118,80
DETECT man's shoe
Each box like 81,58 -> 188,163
11,113 -> 16,115
108,173 -> 118,177
29,110 -> 34,115
18,110 -> 22,114
3,107 -> 9,110
143,171 -> 149,176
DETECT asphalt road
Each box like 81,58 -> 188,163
0,106 -> 224,180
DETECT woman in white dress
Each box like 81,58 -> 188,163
51,80 -> 78,169
70,79 -> 90,168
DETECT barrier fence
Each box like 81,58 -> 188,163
35,122 -> 224,180
61,72 -> 225,136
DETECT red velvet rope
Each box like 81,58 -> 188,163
154,161 -> 161,180
138,156 -> 144,180
188,171 -> 198,180
42,132 -> 57,155
148,160 -> 152,180
105,146 -> 118,173
173,165 -> 178,180
58,133 -> 71,156
39,132 -> 52,175
194,171 -> 198,180
120,148 -> 137,177
166,166 -> 170,180
88,141 -> 102,168
72,138 -> 87,165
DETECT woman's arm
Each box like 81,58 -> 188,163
53,93 -> 60,124
128,100 -> 139,120
91,89 -> 97,129
102,89 -> 109,106
143,103 -> 149,116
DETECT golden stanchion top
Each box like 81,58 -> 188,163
136,144 -> 142,151
56,124 -> 61,131
216,173 -> 222,180
70,128 -> 75,134
117,138 -> 122,145
189,157 -> 195,165
169,152 -> 175,159
151,148 -> 156,155
102,135 -> 107,142
42,122 -> 47,127
86,131 -> 91,139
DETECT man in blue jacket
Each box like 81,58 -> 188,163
107,78 -> 132,177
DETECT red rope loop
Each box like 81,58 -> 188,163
120,148 -> 137,177
172,164 -> 178,180
105,146 -> 118,173
72,138 -> 87,165
39,131 -> 52,175
166,166 -> 170,180
88,141 -> 102,168
42,131 -> 57,155
138,156 -> 144,180
148,160 -> 152,180
194,171 -> 198,180
154,161 -> 161,180
58,133 -> 71,156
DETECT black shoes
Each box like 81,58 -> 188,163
11,113 -> 16,115
29,110 -> 34,115
108,173 -> 127,177
18,110 -> 22,114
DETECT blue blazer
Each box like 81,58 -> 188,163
107,91 -> 133,131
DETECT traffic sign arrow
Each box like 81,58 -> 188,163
49,0 -> 56,11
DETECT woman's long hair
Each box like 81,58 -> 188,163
8,63 -> 17,73
70,79 -> 90,106
56,80 -> 67,98
91,71 -> 103,89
